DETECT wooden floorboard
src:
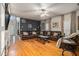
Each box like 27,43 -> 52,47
8,38 -> 79,56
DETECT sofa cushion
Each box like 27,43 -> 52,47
32,32 -> 36,35
47,32 -> 50,35
23,32 -> 28,35
53,33 -> 58,36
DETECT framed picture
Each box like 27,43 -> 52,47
52,22 -> 59,28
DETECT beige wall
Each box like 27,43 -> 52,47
64,13 -> 71,35
51,16 -> 61,31
40,19 -> 51,31
76,10 -> 79,33
40,13 -> 72,35
50,13 -> 72,35
45,19 -> 51,31
71,11 -> 76,33
40,10 -> 79,35
40,20 -> 46,31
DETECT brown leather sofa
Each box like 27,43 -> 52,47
39,31 -> 62,40
20,31 -> 62,40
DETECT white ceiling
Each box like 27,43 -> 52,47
9,3 -> 79,20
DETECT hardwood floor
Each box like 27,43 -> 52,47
8,38 -> 79,56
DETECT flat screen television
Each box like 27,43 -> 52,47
5,14 -> 10,30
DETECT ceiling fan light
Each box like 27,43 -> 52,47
40,13 -> 49,19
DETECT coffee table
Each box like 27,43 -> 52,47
38,35 -> 50,44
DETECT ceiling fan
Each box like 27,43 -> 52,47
8,3 -> 79,20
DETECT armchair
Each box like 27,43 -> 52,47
56,33 -> 79,56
